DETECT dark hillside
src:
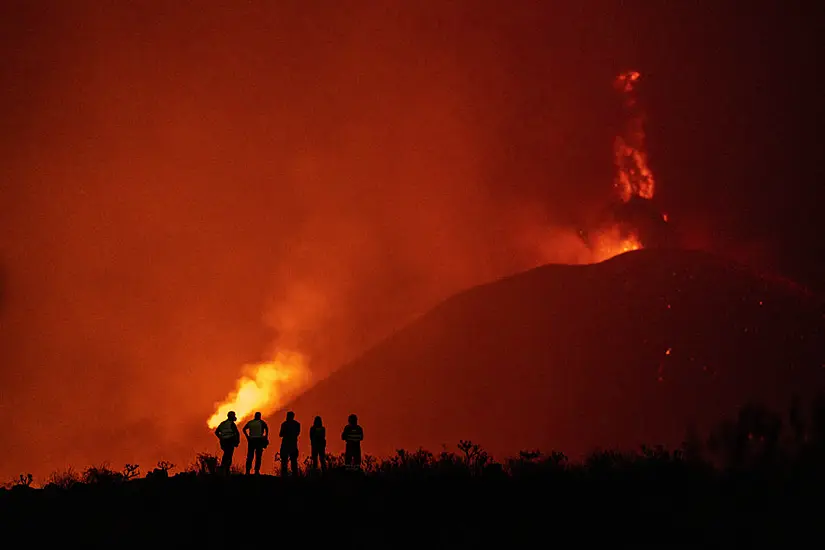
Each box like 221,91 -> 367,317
284,248 -> 825,460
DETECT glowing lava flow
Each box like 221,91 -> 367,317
206,350 -> 311,429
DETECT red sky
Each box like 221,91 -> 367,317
1,1 -> 823,481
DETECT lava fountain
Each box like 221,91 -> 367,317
584,70 -> 667,262
206,350 -> 311,429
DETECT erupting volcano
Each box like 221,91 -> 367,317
204,69 -> 819,458
205,70 -> 670,427
246,71 -> 823,458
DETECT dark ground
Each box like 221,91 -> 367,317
3,438 -> 825,547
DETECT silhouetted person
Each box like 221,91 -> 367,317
243,411 -> 269,475
214,411 -> 240,475
279,411 -> 301,476
309,416 -> 327,472
341,413 -> 364,470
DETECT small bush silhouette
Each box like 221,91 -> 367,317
82,463 -> 124,485
145,460 -> 175,480
457,440 -> 491,474
6,473 -> 34,489
122,464 -> 140,480
45,467 -> 80,490
190,453 -> 219,476
156,460 -> 175,473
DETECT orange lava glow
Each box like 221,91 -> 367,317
588,228 -> 644,263
206,351 -> 311,429
586,70 -> 658,262
613,70 -> 655,203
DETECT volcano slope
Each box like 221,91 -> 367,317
283,248 -> 825,461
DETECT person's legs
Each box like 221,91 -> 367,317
345,442 -> 359,469
280,449 -> 289,477
353,445 -> 362,469
245,442 -> 255,474
254,442 -> 264,474
221,444 -> 234,474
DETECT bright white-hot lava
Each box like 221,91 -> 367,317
206,350 -> 311,429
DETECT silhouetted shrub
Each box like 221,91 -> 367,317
145,460 -> 175,480
190,453 -> 219,476
44,467 -> 80,490
378,448 -> 435,475
156,460 -> 175,474
360,454 -> 375,473
122,464 -> 141,480
3,473 -> 34,490
82,464 -> 124,485
457,440 -> 491,474
325,452 -> 345,470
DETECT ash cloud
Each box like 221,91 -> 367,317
0,1 -> 643,480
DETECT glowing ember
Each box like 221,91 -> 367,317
206,350 -> 311,429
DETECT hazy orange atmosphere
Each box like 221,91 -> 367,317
1,1 -> 822,481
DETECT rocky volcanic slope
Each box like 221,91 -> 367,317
283,248 -> 825,460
